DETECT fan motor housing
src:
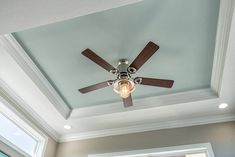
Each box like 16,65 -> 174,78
117,59 -> 128,72
117,59 -> 131,79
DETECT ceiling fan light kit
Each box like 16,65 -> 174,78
78,41 -> 174,107
112,59 -> 136,99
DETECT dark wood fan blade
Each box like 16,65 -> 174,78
123,95 -> 133,107
137,77 -> 174,88
82,49 -> 115,72
79,80 -> 112,94
129,41 -> 159,71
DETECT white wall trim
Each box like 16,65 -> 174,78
0,34 -> 71,119
0,79 -> 59,141
210,0 -> 235,95
0,94 -> 49,157
59,114 -> 235,142
0,135 -> 30,157
88,143 -> 215,157
0,140 -> 24,157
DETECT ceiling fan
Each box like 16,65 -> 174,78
78,41 -> 174,107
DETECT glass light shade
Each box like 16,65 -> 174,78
113,80 -> 135,98
118,81 -> 131,98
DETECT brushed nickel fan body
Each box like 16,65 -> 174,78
108,59 -> 137,98
108,59 -> 140,84
78,41 -> 174,107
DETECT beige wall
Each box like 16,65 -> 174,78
44,136 -> 57,157
56,121 -> 235,157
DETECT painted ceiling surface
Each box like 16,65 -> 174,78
13,0 -> 219,109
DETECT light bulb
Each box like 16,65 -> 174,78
118,81 -> 131,98
113,79 -> 135,98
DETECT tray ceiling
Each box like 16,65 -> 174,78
12,0 -> 219,109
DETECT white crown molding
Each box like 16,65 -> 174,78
70,88 -> 217,119
59,114 -> 235,142
0,79 -> 59,141
210,0 -> 235,95
0,34 -> 71,119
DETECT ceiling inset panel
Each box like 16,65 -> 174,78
13,0 -> 219,109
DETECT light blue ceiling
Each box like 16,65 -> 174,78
13,0 -> 220,109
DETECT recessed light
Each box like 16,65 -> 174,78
64,125 -> 71,130
219,103 -> 228,109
